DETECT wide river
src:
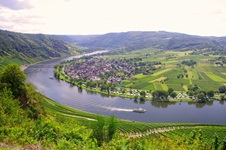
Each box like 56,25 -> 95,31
25,51 -> 226,124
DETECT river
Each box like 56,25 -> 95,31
25,51 -> 226,124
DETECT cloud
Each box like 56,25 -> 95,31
0,0 -> 226,36
0,8 -> 46,33
0,0 -> 32,10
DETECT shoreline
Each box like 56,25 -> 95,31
56,66 -> 220,103
20,64 -> 31,71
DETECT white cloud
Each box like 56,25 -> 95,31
0,0 -> 32,10
0,0 -> 226,36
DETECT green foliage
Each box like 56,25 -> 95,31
170,92 -> 177,98
0,64 -> 44,119
168,87 -> 174,94
0,64 -> 26,98
0,29 -> 78,68
214,134 -> 219,150
219,86 -> 226,93
108,116 -> 117,141
1,64 -> 226,149
0,88 -> 22,125
92,115 -> 117,146
71,31 -> 225,54
182,59 -> 197,66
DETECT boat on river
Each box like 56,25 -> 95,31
133,108 -> 146,113
49,76 -> 54,79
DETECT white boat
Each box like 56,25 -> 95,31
49,76 -> 54,79
133,108 -> 146,113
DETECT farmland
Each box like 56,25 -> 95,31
108,48 -> 226,93
55,48 -> 226,102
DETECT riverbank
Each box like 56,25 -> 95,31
55,65 -> 222,103
18,51 -> 89,72
25,51 -> 226,124
20,64 -> 31,71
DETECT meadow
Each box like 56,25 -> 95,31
108,48 -> 226,93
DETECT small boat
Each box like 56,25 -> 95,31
133,108 -> 146,113
49,76 -> 54,79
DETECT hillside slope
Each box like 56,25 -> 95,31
66,31 -> 226,53
0,29 -> 78,68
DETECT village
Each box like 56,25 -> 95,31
64,56 -> 156,84
56,55 -> 218,102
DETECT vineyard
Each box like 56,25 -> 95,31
44,96 -> 226,141
108,48 -> 226,93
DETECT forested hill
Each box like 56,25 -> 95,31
0,29 -> 78,67
64,31 -> 226,54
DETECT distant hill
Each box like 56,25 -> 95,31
0,29 -> 78,67
64,31 -> 226,54
1,29 -> 226,69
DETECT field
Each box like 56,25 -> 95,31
0,56 -> 23,70
108,48 -> 226,93
43,96 -> 226,149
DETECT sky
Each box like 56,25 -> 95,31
0,0 -> 226,36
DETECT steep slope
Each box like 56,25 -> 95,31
0,29 -> 78,67
68,31 -> 225,53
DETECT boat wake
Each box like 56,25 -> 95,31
104,107 -> 133,112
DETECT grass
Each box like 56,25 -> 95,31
42,93 -> 226,145
42,95 -> 204,134
152,68 -> 172,76
56,48 -> 226,102
161,84 -> 168,91
133,74 -> 146,79
0,56 -> 24,70
205,72 -> 226,82
105,49 -> 226,94
154,82 -> 164,90
149,77 -> 167,83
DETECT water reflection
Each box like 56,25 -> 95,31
134,99 -> 138,104
100,93 -> 110,98
139,100 -> 146,104
187,101 -> 214,108
151,101 -> 177,108
219,100 -> 224,105
78,87 -> 83,93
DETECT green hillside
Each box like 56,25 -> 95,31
0,64 -> 226,149
0,29 -> 79,70
64,31 -> 226,54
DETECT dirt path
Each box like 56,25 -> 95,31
61,113 -> 97,121
121,126 -> 197,138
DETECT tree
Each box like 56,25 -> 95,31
219,86 -> 226,93
107,115 -> 117,141
170,92 -> 177,99
140,91 -> 146,97
0,64 -> 26,98
78,81 -> 83,87
207,90 -> 214,98
0,64 -> 44,119
219,94 -> 226,100
168,88 -> 174,94
93,116 -> 106,146
196,92 -> 206,102
152,91 -> 158,98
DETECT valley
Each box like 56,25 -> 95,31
1,29 -> 226,149
55,48 -> 226,102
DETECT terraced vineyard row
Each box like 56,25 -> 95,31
116,121 -> 197,133
160,125 -> 226,144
